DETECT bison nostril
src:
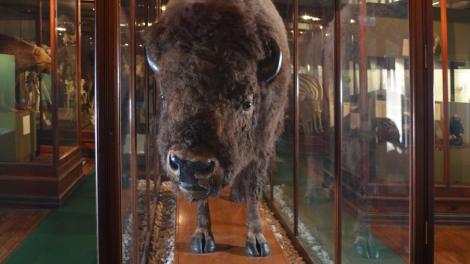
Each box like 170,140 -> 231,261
169,154 -> 180,171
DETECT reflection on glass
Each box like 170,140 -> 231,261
0,1 -> 96,263
0,0 -> 51,163
135,0 -> 150,260
340,1 -> 410,263
434,1 -> 470,263
80,2 -> 95,133
120,0 -> 135,263
57,0 -> 79,154
297,3 -> 335,263
272,0 -> 295,232
148,0 -> 160,205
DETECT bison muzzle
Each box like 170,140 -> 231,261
145,0 -> 290,257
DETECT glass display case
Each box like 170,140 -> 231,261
0,0 -> 83,207
92,0 -> 463,262
118,0 -> 161,262
433,0 -> 470,227
268,0 -> 412,263
270,0 -> 296,233
80,0 -> 95,156
339,2 -> 411,263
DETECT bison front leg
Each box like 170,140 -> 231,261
191,199 -> 215,253
245,197 -> 270,257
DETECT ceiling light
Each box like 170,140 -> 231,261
301,14 -> 320,22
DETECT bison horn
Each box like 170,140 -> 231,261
257,40 -> 282,83
146,47 -> 160,74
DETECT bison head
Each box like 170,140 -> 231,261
145,1 -> 289,200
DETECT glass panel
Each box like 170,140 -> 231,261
80,2 -> 95,133
434,1 -> 470,263
57,0 -> 79,155
433,8 -> 445,184
447,8 -> 470,185
0,0 -> 52,164
119,0 -> 136,262
297,2 -> 335,262
148,0 -> 159,202
135,0 -> 148,260
272,0 -> 295,231
340,1 -> 411,263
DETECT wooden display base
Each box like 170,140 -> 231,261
80,126 -> 95,157
175,190 -> 290,263
0,146 -> 84,208
341,171 -> 470,225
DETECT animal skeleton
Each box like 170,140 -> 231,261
299,74 -> 324,134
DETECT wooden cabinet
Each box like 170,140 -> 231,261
0,111 -> 33,162
0,0 -> 83,207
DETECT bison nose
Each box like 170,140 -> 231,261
167,149 -> 217,189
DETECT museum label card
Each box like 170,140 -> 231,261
23,115 -> 30,135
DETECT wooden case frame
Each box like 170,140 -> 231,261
0,0 -> 84,208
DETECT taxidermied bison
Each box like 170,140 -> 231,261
0,34 -> 51,73
145,0 -> 290,257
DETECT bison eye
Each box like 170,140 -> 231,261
242,101 -> 253,111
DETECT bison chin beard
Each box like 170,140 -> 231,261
167,166 -> 227,202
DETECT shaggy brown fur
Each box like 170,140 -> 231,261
145,0 -> 290,257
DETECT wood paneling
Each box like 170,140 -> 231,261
0,208 -> 49,263
371,223 -> 470,264
0,147 -> 84,207
435,226 -> 470,264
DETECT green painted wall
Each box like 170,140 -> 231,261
0,54 -> 15,111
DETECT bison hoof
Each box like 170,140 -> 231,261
191,230 -> 215,254
245,234 -> 270,257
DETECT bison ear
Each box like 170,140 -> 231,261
146,47 -> 160,74
257,40 -> 283,83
